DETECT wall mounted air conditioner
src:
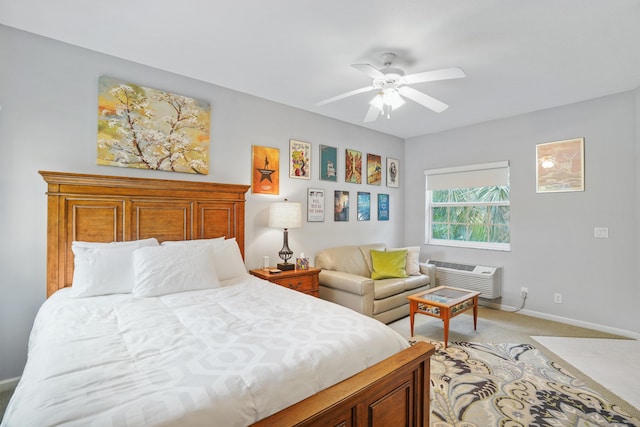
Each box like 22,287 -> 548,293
427,260 -> 502,299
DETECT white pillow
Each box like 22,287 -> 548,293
73,238 -> 159,250
161,237 -> 246,281
389,246 -> 421,276
132,244 -> 220,297
214,238 -> 248,281
161,237 -> 225,249
70,238 -> 159,297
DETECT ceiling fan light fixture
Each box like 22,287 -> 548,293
369,93 -> 385,111
383,88 -> 405,110
318,53 -> 465,122
370,89 -> 405,112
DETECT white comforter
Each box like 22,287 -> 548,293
2,276 -> 409,427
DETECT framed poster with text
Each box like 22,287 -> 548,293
319,144 -> 338,181
367,154 -> 382,185
290,139 -> 311,179
357,192 -> 370,221
251,145 -> 279,194
345,149 -> 362,184
307,188 -> 325,222
386,158 -> 399,188
377,193 -> 389,221
334,190 -> 350,221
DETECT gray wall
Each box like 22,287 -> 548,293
0,25 -> 404,380
405,91 -> 640,335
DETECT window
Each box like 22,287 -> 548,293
425,161 -> 510,251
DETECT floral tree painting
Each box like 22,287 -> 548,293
97,76 -> 210,174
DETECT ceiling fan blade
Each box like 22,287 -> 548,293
351,63 -> 385,79
403,67 -> 465,85
398,86 -> 449,113
364,104 -> 381,122
316,85 -> 376,106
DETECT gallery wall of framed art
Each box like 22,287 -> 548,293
251,138 -> 399,223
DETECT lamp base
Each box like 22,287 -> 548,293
277,262 -> 295,271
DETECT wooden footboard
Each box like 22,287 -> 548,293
252,341 -> 435,427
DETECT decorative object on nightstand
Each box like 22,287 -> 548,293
296,253 -> 310,270
250,268 -> 320,297
268,199 -> 302,271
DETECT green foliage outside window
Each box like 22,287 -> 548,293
430,186 -> 510,245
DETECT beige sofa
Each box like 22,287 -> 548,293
315,243 -> 434,324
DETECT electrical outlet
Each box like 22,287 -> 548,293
554,293 -> 562,303
594,227 -> 608,238
521,287 -> 528,298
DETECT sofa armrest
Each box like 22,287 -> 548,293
319,270 -> 374,296
419,263 -> 436,284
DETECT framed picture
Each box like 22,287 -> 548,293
386,158 -> 399,188
367,154 -> 382,185
378,193 -> 389,221
345,149 -> 362,184
289,139 -> 311,179
251,145 -> 279,194
307,188 -> 325,222
536,138 -> 584,193
334,190 -> 349,221
357,192 -> 370,221
319,144 -> 338,181
97,76 -> 210,175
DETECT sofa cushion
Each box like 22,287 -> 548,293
388,246 -> 421,276
316,245 -> 376,277
373,278 -> 407,299
370,249 -> 408,280
373,292 -> 409,314
318,270 -> 374,296
403,274 -> 430,291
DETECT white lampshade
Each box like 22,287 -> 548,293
268,201 -> 302,229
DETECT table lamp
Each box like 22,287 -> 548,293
268,199 -> 302,271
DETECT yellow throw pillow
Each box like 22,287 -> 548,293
370,249 -> 408,280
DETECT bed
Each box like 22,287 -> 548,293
2,171 -> 434,427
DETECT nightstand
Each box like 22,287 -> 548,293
250,268 -> 320,297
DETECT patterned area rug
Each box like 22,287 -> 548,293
413,340 -> 640,427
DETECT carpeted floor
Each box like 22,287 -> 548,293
388,306 -> 640,423
414,338 -> 639,426
0,388 -> 12,423
532,336 -> 640,408
388,305 -> 626,345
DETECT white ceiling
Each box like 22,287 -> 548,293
2,0 -> 639,139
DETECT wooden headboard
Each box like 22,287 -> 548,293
40,171 -> 250,297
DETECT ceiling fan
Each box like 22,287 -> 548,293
317,53 -> 465,122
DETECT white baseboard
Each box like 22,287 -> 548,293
485,301 -> 640,340
0,377 -> 20,392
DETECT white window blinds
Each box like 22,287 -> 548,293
425,161 -> 509,190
